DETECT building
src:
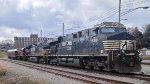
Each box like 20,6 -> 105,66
14,34 -> 52,48
0,40 -> 14,51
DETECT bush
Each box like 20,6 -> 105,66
0,69 -> 7,76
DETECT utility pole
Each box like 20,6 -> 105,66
40,29 -> 42,37
62,23 -> 64,36
119,0 -> 121,26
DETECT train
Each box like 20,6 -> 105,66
8,22 -> 142,73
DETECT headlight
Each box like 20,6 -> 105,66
122,50 -> 125,53
100,50 -> 104,54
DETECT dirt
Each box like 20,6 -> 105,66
0,60 -> 84,84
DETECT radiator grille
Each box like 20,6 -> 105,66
103,41 -> 120,50
103,40 -> 136,50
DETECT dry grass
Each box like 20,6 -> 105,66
0,51 -> 7,59
0,61 -> 8,76
0,62 -> 40,84
0,69 -> 7,76
0,52 -> 51,84
0,61 -> 51,84
0,75 -> 52,84
1,76 -> 39,84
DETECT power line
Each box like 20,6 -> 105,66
84,7 -> 118,25
83,0 -> 149,27
97,0 -> 150,23
101,11 -> 119,22
103,0 -> 149,20
121,0 -> 150,7
65,27 -> 80,31
101,7 -> 118,17
121,6 -> 150,16
121,0 -> 150,12
122,0 -> 138,3
58,0 -> 150,36
69,11 -> 119,32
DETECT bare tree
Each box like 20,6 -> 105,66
128,27 -> 143,49
143,24 -> 150,49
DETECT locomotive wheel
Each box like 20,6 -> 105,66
20,57 -> 23,60
23,57 -> 27,61
79,58 -> 85,69
16,56 -> 19,60
90,66 -> 94,70
51,62 -> 54,65
50,62 -> 54,65
36,58 -> 39,63
39,58 -> 44,64
98,66 -> 104,71
56,62 -> 59,66
81,65 -> 85,69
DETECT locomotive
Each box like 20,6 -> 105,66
8,22 -> 142,73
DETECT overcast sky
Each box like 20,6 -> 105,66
0,0 -> 150,41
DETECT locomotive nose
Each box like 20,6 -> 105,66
107,32 -> 135,40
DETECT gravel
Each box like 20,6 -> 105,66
1,58 -> 150,84
142,60 -> 150,63
0,60 -> 85,84
141,64 -> 150,75
141,60 -> 150,75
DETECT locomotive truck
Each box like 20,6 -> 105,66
8,22 -> 142,73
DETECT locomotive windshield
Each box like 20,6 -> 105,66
101,27 -> 126,33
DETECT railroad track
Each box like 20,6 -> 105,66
5,59 -> 131,84
104,71 -> 150,82
141,62 -> 150,65
93,69 -> 150,82
94,68 -> 150,82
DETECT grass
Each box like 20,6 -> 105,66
0,51 -> 7,59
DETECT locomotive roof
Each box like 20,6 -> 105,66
49,22 -> 126,42
94,22 -> 126,28
68,22 -> 126,35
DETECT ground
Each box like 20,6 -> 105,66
0,51 -> 84,84
0,51 -> 40,84
0,51 -> 150,84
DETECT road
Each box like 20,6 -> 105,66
141,60 -> 150,75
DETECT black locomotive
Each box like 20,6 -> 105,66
8,22 -> 142,73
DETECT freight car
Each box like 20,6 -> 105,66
8,22 -> 142,73
7,49 -> 18,59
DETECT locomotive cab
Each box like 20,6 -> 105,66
95,22 -> 142,73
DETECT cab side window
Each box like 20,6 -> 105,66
78,31 -> 82,38
73,34 -> 77,38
